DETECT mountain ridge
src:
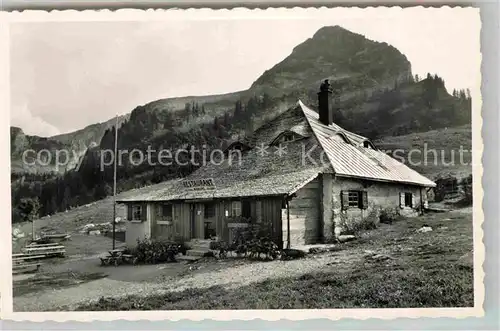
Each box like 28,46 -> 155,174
11,25 -> 470,180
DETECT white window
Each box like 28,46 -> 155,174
405,193 -> 413,207
348,191 -> 360,207
341,190 -> 368,210
231,201 -> 242,217
270,131 -> 304,146
132,205 -> 142,221
157,204 -> 173,225
162,204 -> 173,219
400,192 -> 415,208
204,203 -> 216,218
282,133 -> 295,142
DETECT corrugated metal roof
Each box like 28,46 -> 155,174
299,100 -> 436,187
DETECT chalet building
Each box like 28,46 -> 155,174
118,81 -> 436,249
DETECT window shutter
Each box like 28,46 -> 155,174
399,192 -> 405,208
141,203 -> 147,222
411,194 -> 416,208
341,191 -> 349,210
361,191 -> 368,209
127,204 -> 132,221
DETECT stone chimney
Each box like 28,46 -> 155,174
318,79 -> 333,126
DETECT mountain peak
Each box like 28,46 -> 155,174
312,25 -> 357,38
251,26 -> 411,91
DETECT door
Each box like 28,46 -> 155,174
189,204 -> 196,239
189,203 -> 205,239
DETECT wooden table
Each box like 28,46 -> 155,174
100,249 -> 130,266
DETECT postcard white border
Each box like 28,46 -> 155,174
0,6 -> 484,322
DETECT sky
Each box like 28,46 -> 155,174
10,7 -> 481,137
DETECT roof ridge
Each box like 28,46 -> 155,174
298,100 -> 370,144
297,100 -> 337,174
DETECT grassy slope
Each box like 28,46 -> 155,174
375,125 -> 472,180
11,182 -> 172,252
77,209 -> 474,310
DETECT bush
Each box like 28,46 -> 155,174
379,207 -> 399,224
434,175 -> 458,202
218,222 -> 280,260
457,174 -> 473,206
337,210 -> 378,236
129,238 -> 186,264
281,248 -> 306,260
209,240 -> 223,250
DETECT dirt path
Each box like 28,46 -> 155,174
14,208 -> 472,312
14,249 -> 363,312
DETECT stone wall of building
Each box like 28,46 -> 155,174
330,177 -> 426,237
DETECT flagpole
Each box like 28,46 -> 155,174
112,115 -> 118,250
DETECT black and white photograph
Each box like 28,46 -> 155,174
2,6 -> 483,319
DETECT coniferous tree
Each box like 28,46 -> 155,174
234,100 -> 243,119
18,197 -> 40,223
223,112 -> 231,128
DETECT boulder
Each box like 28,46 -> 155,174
83,223 -> 95,231
97,222 -> 112,230
337,235 -> 356,243
88,230 -> 101,236
309,247 -> 328,254
416,226 -> 433,233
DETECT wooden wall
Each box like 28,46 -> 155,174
147,197 -> 284,245
213,198 -> 282,246
282,177 -> 321,247
150,202 -> 191,241
261,197 -> 284,248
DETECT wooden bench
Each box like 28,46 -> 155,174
12,262 -> 42,274
122,254 -> 138,265
42,234 -> 71,241
13,254 -> 47,263
22,245 -> 65,251
22,246 -> 66,257
27,243 -> 60,247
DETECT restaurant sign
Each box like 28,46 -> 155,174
182,178 -> 216,191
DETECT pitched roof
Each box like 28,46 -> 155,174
118,106 -> 329,202
299,100 -> 436,187
119,100 -> 435,203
